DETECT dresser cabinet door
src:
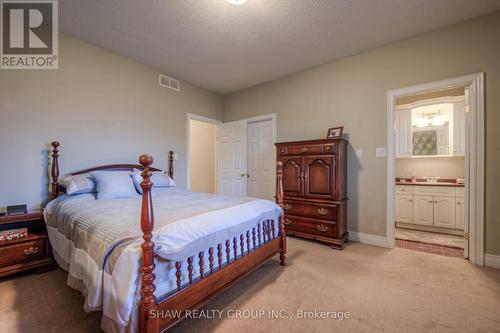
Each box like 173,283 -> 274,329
434,197 -> 456,229
413,195 -> 434,226
303,156 -> 336,200
395,194 -> 413,223
281,156 -> 304,197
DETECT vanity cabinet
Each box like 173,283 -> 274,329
413,195 -> 434,226
395,109 -> 412,158
433,197 -> 456,228
453,101 -> 466,156
395,194 -> 413,224
395,185 -> 464,230
455,198 -> 465,230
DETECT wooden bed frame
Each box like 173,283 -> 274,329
49,141 -> 286,333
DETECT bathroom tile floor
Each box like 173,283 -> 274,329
395,239 -> 464,258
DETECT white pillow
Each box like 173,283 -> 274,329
131,169 -> 176,194
91,171 -> 138,199
60,173 -> 96,195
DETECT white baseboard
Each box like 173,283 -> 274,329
485,254 -> 500,269
349,231 -> 390,248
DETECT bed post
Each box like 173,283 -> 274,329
168,151 -> 174,179
138,154 -> 159,333
51,141 -> 60,198
276,161 -> 286,265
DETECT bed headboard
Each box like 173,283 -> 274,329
50,141 -> 174,198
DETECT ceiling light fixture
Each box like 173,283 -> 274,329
226,0 -> 247,5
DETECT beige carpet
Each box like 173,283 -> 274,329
1,237 -> 500,333
395,228 -> 465,249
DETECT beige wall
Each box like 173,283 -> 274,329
396,157 -> 465,179
0,33 -> 223,211
223,11 -> 500,255
189,119 -> 216,193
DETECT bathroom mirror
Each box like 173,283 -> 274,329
411,103 -> 452,156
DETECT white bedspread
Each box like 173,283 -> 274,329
44,188 -> 282,333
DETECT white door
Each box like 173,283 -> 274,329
395,108 -> 412,158
216,121 -> 247,196
395,194 -> 413,223
413,195 -> 434,226
456,198 -> 465,230
247,120 -> 275,200
434,197 -> 456,229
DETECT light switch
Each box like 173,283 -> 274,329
355,149 -> 363,158
376,147 -> 387,157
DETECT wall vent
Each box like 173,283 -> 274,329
159,74 -> 180,91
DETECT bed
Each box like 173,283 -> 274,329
45,142 -> 287,333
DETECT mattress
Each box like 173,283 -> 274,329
44,187 -> 282,333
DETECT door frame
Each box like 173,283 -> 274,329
386,73 -> 484,265
186,113 -> 221,191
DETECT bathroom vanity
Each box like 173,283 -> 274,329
395,178 -> 464,235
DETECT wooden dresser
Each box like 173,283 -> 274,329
275,138 -> 348,249
0,211 -> 55,277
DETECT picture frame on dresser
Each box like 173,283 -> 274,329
326,126 -> 344,139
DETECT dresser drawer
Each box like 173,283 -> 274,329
283,215 -> 336,238
0,239 -> 46,267
282,201 -> 337,220
278,144 -> 335,156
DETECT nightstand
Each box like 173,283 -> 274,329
0,211 -> 55,277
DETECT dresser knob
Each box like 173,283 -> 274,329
317,225 -> 328,232
302,147 -> 309,153
24,247 -> 39,256
317,208 -> 329,216
283,204 -> 292,210
283,218 -> 292,226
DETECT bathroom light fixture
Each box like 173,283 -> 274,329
226,0 -> 247,4
431,111 -> 446,126
415,113 -> 429,128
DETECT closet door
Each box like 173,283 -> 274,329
217,121 -> 247,196
303,155 -> 336,200
281,156 -> 304,198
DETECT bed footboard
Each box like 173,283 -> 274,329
138,155 -> 286,333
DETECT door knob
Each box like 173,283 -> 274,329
240,173 -> 245,177
246,173 -> 250,178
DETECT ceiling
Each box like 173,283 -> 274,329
59,0 -> 500,95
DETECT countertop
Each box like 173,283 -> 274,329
395,178 -> 464,188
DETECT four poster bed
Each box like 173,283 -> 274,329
45,142 -> 286,333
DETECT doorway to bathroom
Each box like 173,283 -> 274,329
386,73 -> 484,265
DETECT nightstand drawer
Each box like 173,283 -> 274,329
0,238 -> 46,267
